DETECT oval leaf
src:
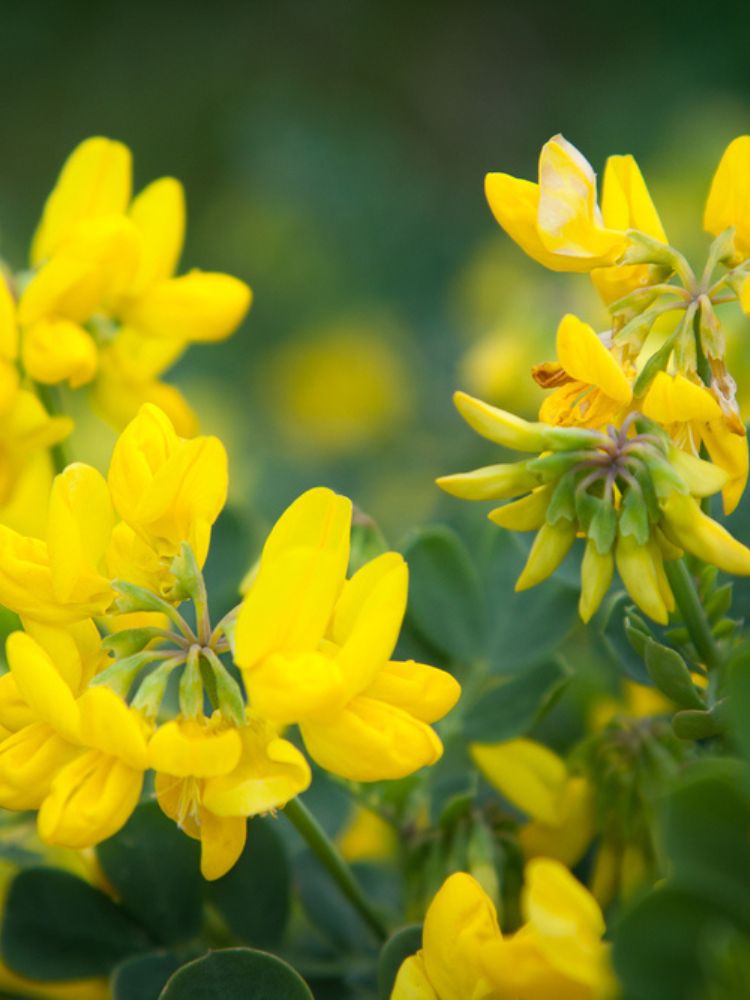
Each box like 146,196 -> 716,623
463,658 -> 569,742
1,867 -> 149,980
159,948 -> 313,1000
97,801 -> 202,945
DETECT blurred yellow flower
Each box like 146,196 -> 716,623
267,325 -> 410,454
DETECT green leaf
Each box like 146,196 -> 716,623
672,705 -> 727,740
662,761 -> 750,928
463,658 -> 569,742
613,884 -> 731,1000
96,801 -> 202,946
158,948 -> 313,999
644,639 -> 704,709
728,642 -> 750,761
294,848 -> 375,953
594,591 -> 652,685
485,532 -> 579,671
112,951 -> 180,1000
377,925 -> 422,999
402,525 -> 486,664
1,867 -> 149,980
206,817 -> 290,948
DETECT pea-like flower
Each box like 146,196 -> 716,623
391,859 -> 614,999
235,487 -> 461,781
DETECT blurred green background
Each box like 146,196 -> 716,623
2,0 -> 750,547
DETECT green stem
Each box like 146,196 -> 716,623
284,797 -> 388,942
664,558 -> 721,672
34,382 -> 72,473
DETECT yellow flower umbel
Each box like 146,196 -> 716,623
19,136 -> 252,432
439,392 -> 750,624
391,860 -> 614,999
482,133 -> 750,516
234,487 -> 461,782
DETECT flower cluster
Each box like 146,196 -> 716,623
441,134 -> 750,621
0,137 -> 252,537
0,404 -> 460,879
392,859 -> 614,999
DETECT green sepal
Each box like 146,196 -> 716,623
101,628 -> 171,659
546,471 -> 578,525
541,426 -> 605,451
169,542 -> 204,603
179,646 -> 203,718
527,450 -> 592,480
202,649 -> 246,726
90,650 -> 166,699
644,639 -> 704,710
672,701 -> 728,740
576,491 -> 617,554
618,486 -> 651,545
131,659 -> 183,718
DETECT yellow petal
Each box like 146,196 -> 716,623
261,486 -> 352,574
488,486 -> 552,532
520,776 -> 596,868
701,418 -> 749,515
523,855 -> 606,951
198,811 -> 247,881
0,674 -> 37,732
202,725 -> 311,817
453,391 -> 548,451
245,650 -> 345,724
23,618 -> 102,692
21,319 -> 98,389
436,461 -> 541,501
556,314 -> 632,403
661,492 -> 750,576
6,632 -> 80,742
333,553 -> 409,699
235,548 -> 345,670
123,271 -> 252,342
485,173 -> 577,272
0,276 -> 18,362
127,177 -> 186,294
300,696 -> 443,782
31,137 -> 132,265
537,135 -> 629,264
47,464 -> 115,606
579,542 -> 614,623
516,521 -> 576,591
77,687 -> 149,769
38,750 -> 142,848
669,448 -> 729,498
363,660 -> 460,724
704,135 -> 750,255
471,738 -> 567,825
642,371 -> 722,423
391,954 -> 438,1000
615,533 -> 669,624
92,365 -> 197,438
421,872 -> 501,1000
149,719 -> 243,777
0,722 -> 79,810
600,154 -> 666,241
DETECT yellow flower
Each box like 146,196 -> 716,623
151,713 -> 310,879
235,488 -> 460,782
0,274 -> 20,417
393,861 -> 613,1000
338,805 -> 397,863
591,154 -> 667,305
0,632 -> 148,848
704,135 -> 750,261
533,314 -> 633,428
485,135 -> 629,273
481,859 -> 614,999
471,739 -> 595,868
21,136 -> 252,399
108,402 -> 228,567
642,371 -> 748,514
391,871 -> 500,1000
0,389 -> 72,535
